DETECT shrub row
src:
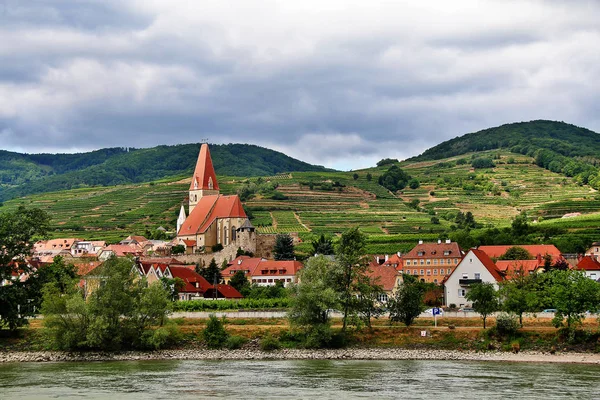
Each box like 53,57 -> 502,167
173,298 -> 292,311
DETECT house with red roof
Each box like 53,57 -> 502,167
176,144 -> 249,252
402,240 -> 464,284
576,256 -> 600,281
366,262 -> 403,303
477,244 -> 562,264
222,256 -> 303,287
444,249 -> 505,307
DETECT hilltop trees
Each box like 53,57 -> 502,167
0,206 -> 50,331
378,165 -> 412,192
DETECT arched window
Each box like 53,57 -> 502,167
231,226 -> 237,242
224,228 -> 229,245
208,177 -> 213,190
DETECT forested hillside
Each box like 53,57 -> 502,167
0,144 -> 330,201
412,120 -> 600,189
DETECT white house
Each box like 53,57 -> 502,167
576,256 -> 600,281
444,249 -> 505,307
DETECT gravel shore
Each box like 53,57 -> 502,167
2,348 -> 600,364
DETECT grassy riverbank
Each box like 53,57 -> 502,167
1,316 -> 599,355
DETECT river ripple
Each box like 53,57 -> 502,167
0,359 -> 599,399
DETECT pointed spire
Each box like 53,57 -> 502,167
190,144 -> 219,192
177,205 -> 187,234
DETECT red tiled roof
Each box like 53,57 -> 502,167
470,249 -> 505,282
222,256 -> 302,278
404,241 -> 463,259
382,254 -> 403,270
72,261 -> 103,276
178,195 -> 247,235
169,266 -> 212,293
366,264 -> 400,292
189,144 -> 220,192
102,244 -> 144,257
478,245 -> 561,261
213,284 -> 243,299
495,260 -> 540,277
577,256 -> 600,271
182,240 -> 196,247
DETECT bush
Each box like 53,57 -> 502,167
203,314 -> 229,348
141,323 -> 182,350
211,243 -> 224,252
260,333 -> 281,351
495,313 -> 519,337
304,324 -> 333,349
225,335 -> 247,350
471,158 -> 496,169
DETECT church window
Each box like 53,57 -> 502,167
231,227 -> 237,242
224,228 -> 229,245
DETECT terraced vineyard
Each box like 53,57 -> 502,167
3,149 -> 600,254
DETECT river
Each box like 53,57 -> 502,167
1,359 -> 598,399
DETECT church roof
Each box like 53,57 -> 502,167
190,143 -> 220,192
178,195 -> 247,235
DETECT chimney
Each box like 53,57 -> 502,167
418,240 -> 423,245
385,254 -> 389,262
446,239 -> 451,244
438,239 -> 441,244
397,251 -> 401,257
238,259 -> 242,265
376,256 -> 380,264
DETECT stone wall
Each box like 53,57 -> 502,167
173,229 -> 258,267
255,232 -> 300,259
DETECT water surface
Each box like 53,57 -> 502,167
1,359 -> 598,399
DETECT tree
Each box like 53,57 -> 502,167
511,212 -> 529,237
333,227 -> 367,331
229,270 -> 250,293
465,282 -> 499,328
547,270 -> 600,332
499,269 -> 538,327
42,256 -> 175,350
366,173 -> 372,181
408,178 -> 420,189
352,173 -> 359,180
311,234 -> 334,255
160,277 -> 186,301
499,246 -> 533,260
0,206 -> 50,331
388,275 -> 425,327
171,244 -> 185,255
200,258 -> 222,284
274,233 -> 295,260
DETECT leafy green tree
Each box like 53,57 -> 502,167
511,212 -> 529,237
547,270 -> 600,332
274,233 -> 295,260
333,227 -> 367,332
499,246 -> 533,260
171,244 -> 185,255
499,269 -> 538,327
376,158 -> 398,167
388,275 -> 424,327
229,270 -> 250,293
311,234 -> 334,255
466,282 -> 499,328
366,173 -> 372,181
160,277 -> 186,301
408,178 -> 420,189
203,314 -> 229,348
471,157 -> 496,169
377,165 -> 411,192
42,256 -> 174,350
352,173 -> 359,180
0,206 -> 50,331
354,274 -> 384,330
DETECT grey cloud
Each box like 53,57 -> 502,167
0,1 -> 599,169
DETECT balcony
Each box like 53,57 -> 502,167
459,278 -> 482,285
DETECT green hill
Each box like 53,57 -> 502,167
4,120 -> 600,255
412,120 -> 600,189
0,143 -> 331,202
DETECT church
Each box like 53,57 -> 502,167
176,144 -> 250,252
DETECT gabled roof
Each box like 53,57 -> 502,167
495,260 -> 540,277
222,256 -> 302,278
468,249 -> 505,282
178,195 -> 247,235
168,266 -> 212,293
577,256 -> 600,271
382,254 -> 403,270
102,244 -> 144,257
404,241 -> 463,259
190,143 -> 220,192
477,245 -> 561,261
366,264 -> 400,292
209,284 -> 244,299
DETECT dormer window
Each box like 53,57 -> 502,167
417,251 -> 425,256
444,250 -> 451,256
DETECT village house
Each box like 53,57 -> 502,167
70,241 -> 105,257
176,144 -> 248,252
444,249 -> 505,307
478,244 -> 562,263
585,242 -> 600,262
98,244 -> 145,261
366,260 -> 403,303
576,256 -> 600,281
222,256 -> 303,287
401,240 -> 464,284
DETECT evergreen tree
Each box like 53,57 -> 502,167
200,258 -> 222,284
311,234 -> 334,255
274,234 -> 295,260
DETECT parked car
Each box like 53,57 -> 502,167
458,307 -> 474,312
424,308 -> 444,315
542,309 -> 557,313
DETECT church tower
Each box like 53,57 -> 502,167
188,143 -> 220,214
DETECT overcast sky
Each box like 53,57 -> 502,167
1,1 -> 599,170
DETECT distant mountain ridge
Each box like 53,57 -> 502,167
0,143 -> 331,201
